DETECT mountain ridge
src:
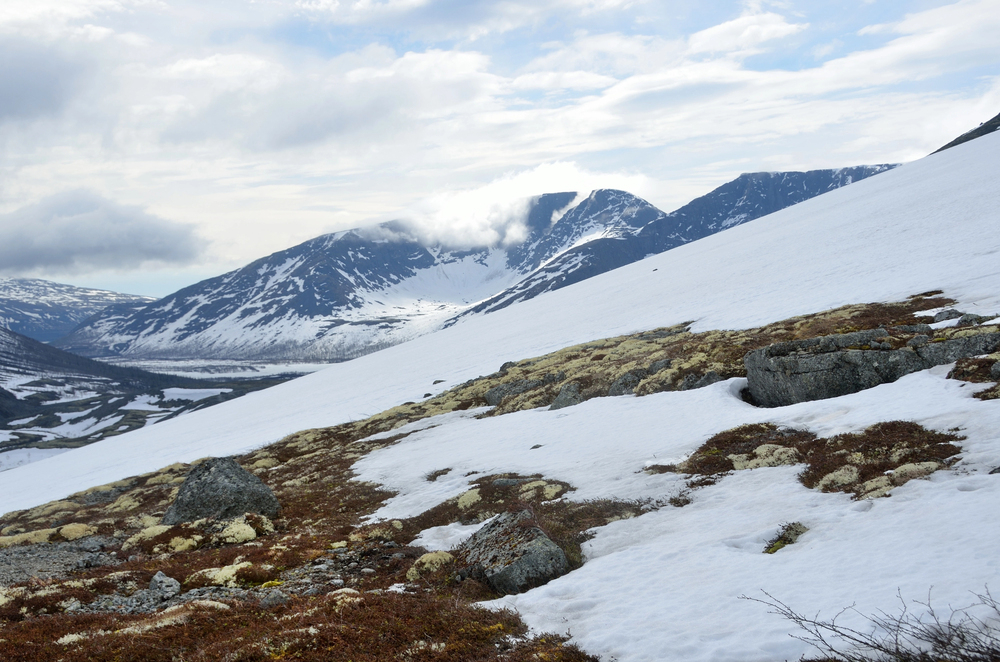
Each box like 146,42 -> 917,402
56,165 -> 894,362
0,278 -> 154,344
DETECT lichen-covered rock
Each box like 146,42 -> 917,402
745,328 -> 1000,407
549,383 -> 582,410
456,510 -> 568,595
162,457 -> 280,525
485,373 -> 564,406
992,361 -> 1000,382
608,369 -> 648,396
934,309 -> 963,322
678,370 -> 723,391
764,522 -> 808,554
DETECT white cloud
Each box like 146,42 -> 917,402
0,0 -> 997,286
0,190 -> 201,275
511,70 -> 618,92
296,0 -> 641,39
402,162 -> 651,248
687,11 -> 807,54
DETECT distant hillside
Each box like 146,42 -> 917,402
0,278 -> 154,343
934,109 -> 1000,153
1,327 -> 290,462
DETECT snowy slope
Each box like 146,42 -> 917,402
0,278 -> 154,343
3,134 -> 996,511
1,134 -> 998,662
56,167 -> 888,361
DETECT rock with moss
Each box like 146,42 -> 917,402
608,369 -> 648,396
549,383 -> 583,410
162,457 -> 280,525
456,509 -> 568,594
678,371 -> 723,391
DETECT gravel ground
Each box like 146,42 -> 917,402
0,536 -> 120,586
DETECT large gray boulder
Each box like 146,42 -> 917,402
745,328 -> 1000,407
162,457 -> 280,525
456,510 -> 568,594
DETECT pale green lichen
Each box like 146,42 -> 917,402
457,488 -> 482,510
406,551 -> 454,581
816,465 -> 861,492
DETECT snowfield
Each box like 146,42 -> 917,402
2,132 -> 999,661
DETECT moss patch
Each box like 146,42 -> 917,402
666,421 -> 962,500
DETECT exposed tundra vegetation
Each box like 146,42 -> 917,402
1,294 -> 998,660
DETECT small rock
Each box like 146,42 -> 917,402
893,324 -> 933,335
934,309 -> 964,323
549,383 -> 582,410
608,369 -> 648,396
150,571 -> 181,598
764,522 -> 808,554
989,467 -> 1000,475
990,361 -> 1000,382
648,358 -> 672,375
78,538 -> 102,553
485,378 -> 550,406
958,313 -> 989,326
492,478 -> 530,487
907,334 -> 931,347
360,568 -> 376,574
678,371 -> 723,391
260,590 -> 289,609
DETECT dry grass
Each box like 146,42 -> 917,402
0,592 -> 595,661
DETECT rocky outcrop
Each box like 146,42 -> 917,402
745,327 -> 1000,407
456,510 -> 568,594
549,383 -> 583,410
678,371 -> 723,391
485,373 -> 564,407
162,458 -> 280,525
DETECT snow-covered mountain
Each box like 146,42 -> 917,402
0,278 -> 155,343
0,128 -> 998,662
455,166 -> 893,317
56,166 -> 892,361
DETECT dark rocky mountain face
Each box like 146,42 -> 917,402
0,278 -> 155,343
934,110 -> 1000,153
55,166 -> 894,362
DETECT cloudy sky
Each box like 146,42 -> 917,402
1,0 -> 997,296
